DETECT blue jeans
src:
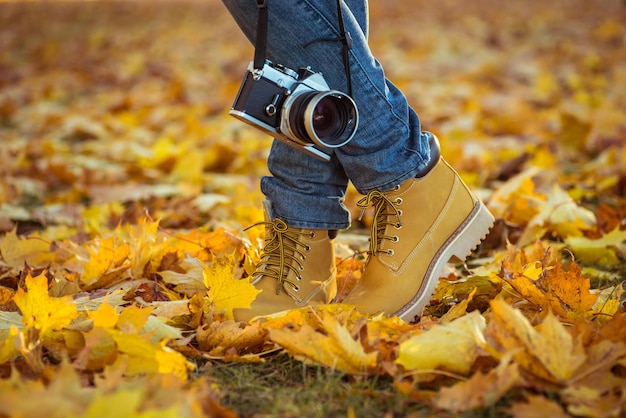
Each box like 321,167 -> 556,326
222,0 -> 431,230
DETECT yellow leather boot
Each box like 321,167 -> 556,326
233,203 -> 337,322
342,133 -> 494,322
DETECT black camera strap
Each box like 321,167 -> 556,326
253,0 -> 353,96
333,0 -> 354,96
253,0 -> 268,75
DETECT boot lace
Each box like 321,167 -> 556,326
245,219 -> 313,295
357,189 -> 402,256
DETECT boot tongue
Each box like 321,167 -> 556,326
261,220 -> 302,294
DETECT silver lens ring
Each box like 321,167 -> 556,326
303,91 -> 358,148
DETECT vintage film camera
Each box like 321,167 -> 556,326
230,60 -> 359,161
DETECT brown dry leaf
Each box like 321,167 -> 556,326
0,286 -> 14,306
434,356 -> 522,413
559,338 -> 626,418
508,395 -> 570,418
269,310 -> 378,374
159,255 -> 208,296
488,299 -> 586,384
196,319 -> 267,357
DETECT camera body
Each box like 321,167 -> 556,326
230,60 -> 358,161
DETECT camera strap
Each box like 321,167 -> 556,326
253,0 -> 268,75
252,0 -> 354,96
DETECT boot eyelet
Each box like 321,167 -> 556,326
387,249 -> 395,256
398,209 -> 403,216
393,185 -> 401,191
395,222 -> 402,229
304,245 -> 311,252
309,231 -> 316,238
395,197 -> 403,205
292,285 -> 300,292
392,236 -> 399,243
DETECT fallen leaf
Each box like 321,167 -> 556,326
0,228 -> 53,269
509,395 -> 570,418
203,254 -> 260,320
108,330 -> 193,380
565,227 -> 626,266
435,356 -> 522,413
488,300 -> 586,384
14,271 -> 78,335
396,311 -> 486,375
269,311 -> 378,374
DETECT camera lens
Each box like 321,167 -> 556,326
287,91 -> 358,148
312,97 -> 343,141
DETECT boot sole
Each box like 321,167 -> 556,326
395,199 -> 495,323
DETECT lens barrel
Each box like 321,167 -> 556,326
286,90 -> 358,148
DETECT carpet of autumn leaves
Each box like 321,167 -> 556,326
1,0 -> 626,417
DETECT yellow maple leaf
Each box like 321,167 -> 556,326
269,311 -> 378,374
488,299 -> 586,383
117,305 -> 153,334
88,298 -> 119,329
14,272 -> 78,335
396,311 -> 486,375
203,254 -> 260,320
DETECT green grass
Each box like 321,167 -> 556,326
207,353 -> 508,418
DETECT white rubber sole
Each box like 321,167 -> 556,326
395,200 -> 495,323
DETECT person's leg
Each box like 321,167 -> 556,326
222,0 -> 494,322
222,0 -> 431,224
222,0 -> 367,321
